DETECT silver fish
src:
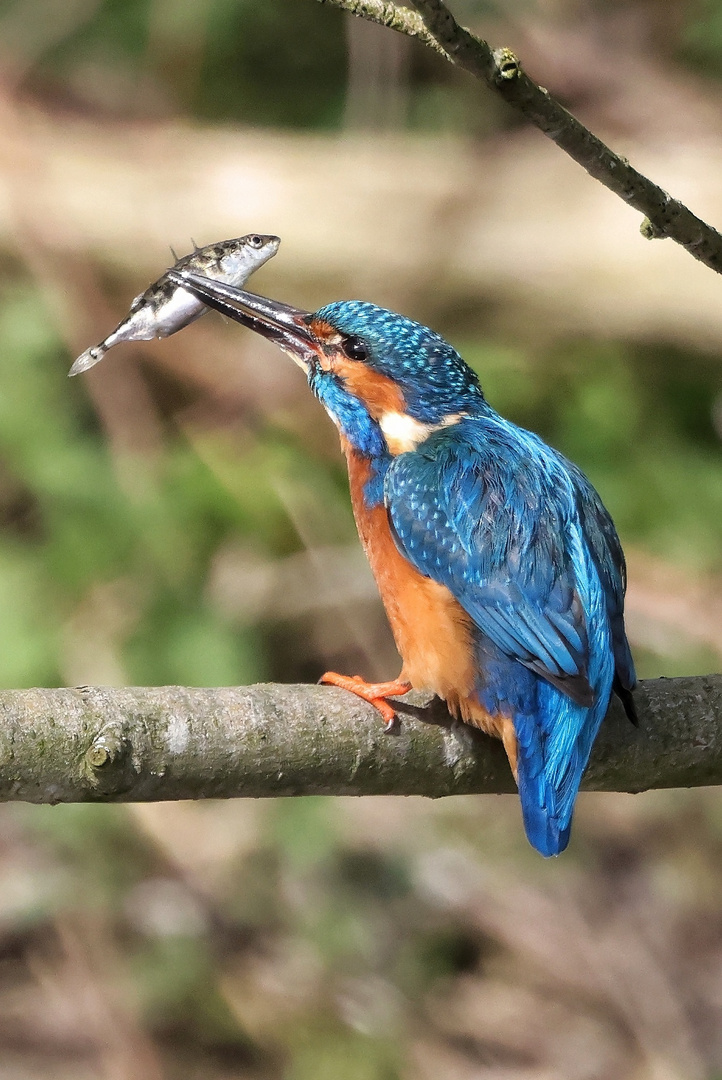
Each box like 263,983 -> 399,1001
69,233 -> 280,376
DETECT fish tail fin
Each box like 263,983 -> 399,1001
68,343 -> 108,376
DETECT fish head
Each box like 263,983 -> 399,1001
187,234 -> 280,284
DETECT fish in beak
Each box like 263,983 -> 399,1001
166,269 -> 320,372
69,233 -> 280,376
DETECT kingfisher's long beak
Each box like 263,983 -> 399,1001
168,269 -> 319,371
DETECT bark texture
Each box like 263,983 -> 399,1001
0,677 -> 719,804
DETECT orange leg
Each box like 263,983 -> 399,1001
320,672 -> 412,731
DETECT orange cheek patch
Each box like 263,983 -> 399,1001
333,359 -> 406,417
306,324 -> 407,417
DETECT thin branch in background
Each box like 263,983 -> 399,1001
320,0 -> 722,276
320,0 -> 450,57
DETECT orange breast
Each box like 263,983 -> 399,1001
341,441 -> 515,754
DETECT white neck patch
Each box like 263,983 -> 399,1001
379,411 -> 465,455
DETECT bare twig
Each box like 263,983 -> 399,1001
320,0 -> 449,56
1,676 -> 720,803
320,0 -> 722,276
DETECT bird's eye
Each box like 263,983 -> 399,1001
248,235 -> 263,248
343,336 -> 368,362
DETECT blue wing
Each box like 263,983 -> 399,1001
384,421 -> 597,705
569,462 -> 637,716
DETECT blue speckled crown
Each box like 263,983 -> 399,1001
316,301 -> 484,420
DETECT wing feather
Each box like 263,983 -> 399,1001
384,423 -> 610,706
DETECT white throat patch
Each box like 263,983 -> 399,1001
379,411 -> 465,455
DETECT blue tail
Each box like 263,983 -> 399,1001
470,545 -> 618,857
515,729 -> 573,857
513,671 -> 611,857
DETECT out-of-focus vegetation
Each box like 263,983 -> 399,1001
0,0 -> 720,1077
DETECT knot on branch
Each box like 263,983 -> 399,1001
640,216 -> 668,241
492,47 -> 521,83
80,722 -> 126,786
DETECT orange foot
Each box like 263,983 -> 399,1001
319,672 -> 412,732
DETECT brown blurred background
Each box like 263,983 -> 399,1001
0,0 -> 721,1076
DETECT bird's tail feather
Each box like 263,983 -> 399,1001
514,682 -> 609,857
516,748 -> 572,857
514,714 -> 572,857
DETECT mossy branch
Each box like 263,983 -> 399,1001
0,676 -> 719,803
320,0 -> 722,275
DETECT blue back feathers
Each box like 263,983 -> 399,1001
312,301 -> 635,857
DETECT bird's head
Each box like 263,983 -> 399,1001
168,272 -> 484,458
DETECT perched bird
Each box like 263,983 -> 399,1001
68,233 -> 280,375
168,269 -> 637,857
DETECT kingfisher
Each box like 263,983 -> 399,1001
168,269 -> 637,857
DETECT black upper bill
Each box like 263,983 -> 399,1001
167,270 -> 319,368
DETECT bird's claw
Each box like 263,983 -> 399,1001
319,671 -> 411,732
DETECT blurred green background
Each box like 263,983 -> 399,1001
0,0 -> 720,1077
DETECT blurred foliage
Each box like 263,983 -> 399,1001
683,0 -> 722,76
2,0 -> 503,133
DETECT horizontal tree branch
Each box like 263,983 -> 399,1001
0,676 -> 720,804
320,0 -> 722,276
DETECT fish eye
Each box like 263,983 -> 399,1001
248,235 -> 264,248
343,336 -> 368,362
